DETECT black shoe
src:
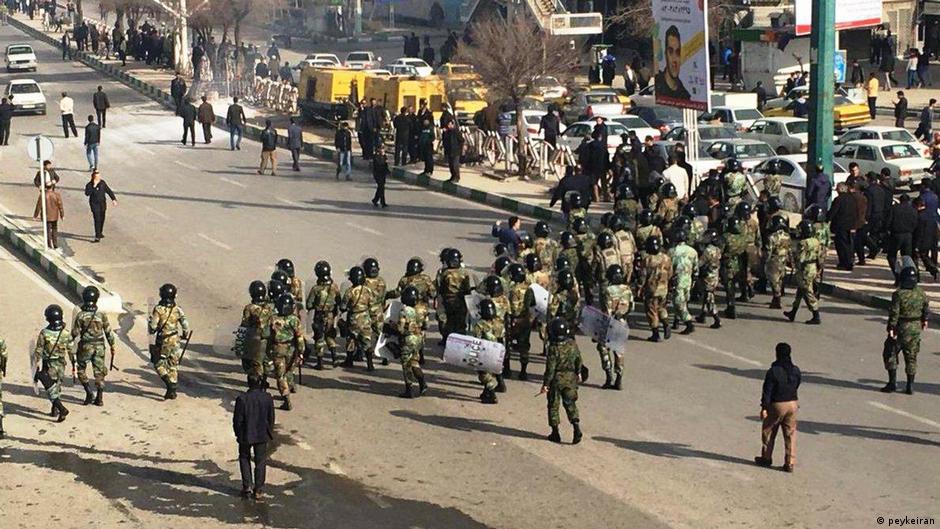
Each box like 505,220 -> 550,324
783,309 -> 796,322
94,388 -> 103,406
313,357 -> 324,370
572,423 -> 582,445
769,297 -> 782,309
480,388 -> 498,404
805,311 -> 820,325
905,374 -> 915,395
240,488 -> 251,498
341,357 -> 354,367
602,372 -> 613,389
724,306 -> 737,319
648,329 -> 661,342
547,427 -> 561,443
518,363 -> 528,381
614,374 -> 622,390
880,369 -> 897,393
418,377 -> 428,395
366,357 -> 375,372
502,365 -> 512,378
754,456 -> 773,468
680,322 -> 694,335
495,375 -> 507,393
54,399 -> 69,422
381,357 -> 389,366
710,316 -> 722,329
398,385 -> 414,399
83,383 -> 94,405
662,322 -> 671,340
280,397 -> 292,411
695,312 -> 706,324
0,417 -> 4,439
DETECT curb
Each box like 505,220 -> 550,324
0,214 -> 124,314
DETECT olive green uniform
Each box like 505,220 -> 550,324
437,268 -> 472,339
544,338 -> 582,427
239,302 -> 272,378
886,286 -> 929,376
341,284 -> 376,358
34,327 -> 74,403
472,318 -> 504,392
306,280 -> 340,362
148,304 -> 190,387
397,305 -> 425,385
269,314 -> 304,396
71,309 -> 116,389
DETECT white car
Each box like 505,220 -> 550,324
345,51 -> 381,70
600,114 -> 660,143
705,139 -> 775,169
388,64 -> 419,76
563,90 -> 624,124
388,58 -> 432,77
750,155 -> 849,213
834,140 -> 931,186
305,53 -> 341,66
835,126 -> 928,158
532,76 -> 568,100
291,59 -> 337,84
6,79 -> 46,115
742,117 -> 808,155
662,124 -> 737,148
629,83 -> 656,107
5,44 -> 37,72
557,120 -> 628,154
700,105 -> 764,131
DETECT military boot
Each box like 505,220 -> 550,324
0,417 -> 4,439
329,348 -> 337,367
366,354 -> 375,372
711,315 -> 722,329
724,305 -> 737,319
695,312 -> 706,324
648,329 -> 661,342
83,382 -> 95,405
681,321 -> 695,335
671,316 -> 679,330
746,284 -> 755,300
602,370 -> 614,389
162,376 -> 174,400
94,387 -> 103,406
805,311 -> 821,325
518,362 -> 528,381
50,402 -> 58,416
495,375 -> 507,393
381,357 -> 389,366
54,399 -> 69,422
905,374 -> 915,395
167,383 -> 178,400
313,356 -> 324,370
547,426 -> 561,443
398,384 -> 414,399
614,373 -> 622,390
662,322 -> 671,340
418,350 -> 426,365
783,308 -> 797,322
480,388 -> 498,404
572,421 -> 583,445
880,369 -> 897,393
501,362 -> 512,379
417,374 -> 428,395
769,296 -> 782,309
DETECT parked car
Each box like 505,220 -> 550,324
557,120 -> 629,154
387,57 -> 433,77
5,79 -> 46,114
387,64 -> 420,76
834,140 -> 931,186
5,43 -> 37,72
628,84 -> 656,107
451,88 -> 487,124
699,106 -> 764,130
835,126 -> 928,157
705,139 -> 775,168
742,117 -> 808,154
750,155 -> 849,212
763,86 -> 870,129
651,140 -> 723,176
662,124 -> 737,147
626,105 -> 684,135
305,53 -> 341,66
533,76 -> 568,100
601,114 -> 661,142
562,91 -> 624,124
499,110 -> 566,139
344,51 -> 381,69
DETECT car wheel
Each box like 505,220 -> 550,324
782,192 -> 799,213
776,147 -> 789,155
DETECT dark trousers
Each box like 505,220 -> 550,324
867,216 -> 885,257
0,121 -> 9,145
201,122 -> 212,143
238,442 -> 268,491
182,123 -> 195,145
44,220 -> 59,248
290,147 -> 301,170
408,137 -> 418,163
360,130 -> 374,159
91,205 -> 106,239
422,147 -> 434,174
887,232 -> 914,276
447,155 -> 460,182
833,228 -> 854,268
96,108 -> 107,128
61,114 -> 77,137
854,225 -> 869,262
173,96 -> 183,115
372,180 -> 387,206
895,117 -> 906,128
867,97 -> 877,119
394,139 -> 407,166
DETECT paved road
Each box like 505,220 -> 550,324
0,21 -> 939,529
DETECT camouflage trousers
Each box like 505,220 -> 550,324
270,346 -> 297,397
765,260 -> 787,297
547,374 -> 579,427
155,342 -> 182,385
672,283 -> 692,323
885,322 -> 921,376
346,313 -> 373,356
597,345 -> 623,376
77,344 -> 107,388
370,307 -> 384,346
477,370 -> 497,391
508,315 -> 532,363
645,295 -> 668,328
700,287 -> 719,317
311,314 -> 337,359
441,304 -> 467,340
400,335 -> 424,385
38,360 -> 65,402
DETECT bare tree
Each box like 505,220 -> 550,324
607,0 -> 738,42
454,15 -> 579,175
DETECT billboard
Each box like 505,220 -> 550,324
652,0 -> 711,111
794,0 -> 882,36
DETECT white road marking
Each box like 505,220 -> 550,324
137,147 -> 156,155
173,160 -> 199,171
144,206 -> 170,220
345,222 -> 383,236
276,197 -> 303,207
679,337 -> 762,367
297,441 -> 312,451
197,233 -> 233,251
219,177 -> 247,188
366,493 -> 392,509
84,259 -> 167,270
868,401 -> 940,429
0,244 -> 71,305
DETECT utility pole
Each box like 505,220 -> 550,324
354,0 -> 362,35
807,0 -> 835,186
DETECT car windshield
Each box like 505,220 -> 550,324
585,94 -> 618,104
611,116 -> 649,129
734,143 -> 774,157
448,65 -> 474,74
8,46 -> 32,55
699,126 -> 736,140
10,83 -> 39,94
833,96 -> 854,105
735,108 -> 763,120
799,162 -> 845,174
606,123 -> 628,136
785,121 -> 809,134
883,130 -> 916,143
881,144 -> 920,159
347,53 -> 370,61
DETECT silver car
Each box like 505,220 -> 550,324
562,91 -> 624,125
742,117 -> 808,155
834,140 -> 931,186
750,155 -> 849,212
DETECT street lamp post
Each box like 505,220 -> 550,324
807,0 -> 835,186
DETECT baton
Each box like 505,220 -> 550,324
178,330 -> 194,363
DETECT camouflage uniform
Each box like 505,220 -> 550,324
544,339 -> 582,427
148,304 -> 190,387
534,237 -> 560,274
527,270 -> 552,291
722,230 -> 750,306
507,281 -> 535,363
744,215 -> 762,291
790,237 -> 822,312
391,273 -> 437,328
641,251 -> 672,328
886,286 -> 929,376
575,232 -> 598,303
687,218 -> 705,247
239,302 -> 271,378
593,244 -> 622,291
613,229 -> 637,283
397,304 -> 425,385
306,280 -> 340,362
599,284 -> 633,376
812,222 -> 831,294
364,276 -> 388,345
762,173 -> 782,196
725,172 -> 747,207
341,284 -> 376,357
669,242 -> 699,324
614,199 -> 640,231
655,197 -> 679,231
269,313 -> 304,396
567,207 -> 587,230
472,318 -> 504,392
33,327 -> 74,402
548,286 -> 582,328
72,309 -> 116,389
560,246 -> 580,277
698,243 -> 723,319
437,268 -> 472,339
765,229 -> 792,299
635,225 -> 663,260
289,277 -> 305,318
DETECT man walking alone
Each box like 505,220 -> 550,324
233,376 -> 275,501
59,92 -> 77,138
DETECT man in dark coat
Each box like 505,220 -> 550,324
393,106 -> 412,166
170,73 -> 187,115
828,182 -> 858,270
805,164 -> 832,214
550,167 -> 594,217
197,96 -> 215,144
180,98 -> 197,146
538,108 -> 561,148
233,376 -> 275,500
0,97 -> 13,146
92,86 -> 110,128
893,91 -> 908,128
442,120 -> 463,182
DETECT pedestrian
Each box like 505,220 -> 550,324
917,48 -> 931,88
916,98 -> 936,142
61,30 -> 71,61
754,342 -> 800,473
33,178 -> 64,249
287,117 -> 303,172
0,334 -> 6,438
258,119 -> 278,176
804,164 -> 832,215
491,216 -> 522,258
886,194 -> 917,279
892,91 -> 908,128
197,95 -> 214,144
179,98 -> 197,146
865,72 -> 879,119
418,119 -> 435,176
906,50 -> 919,89
550,167 -> 594,219
392,106 -> 411,166
913,196 -> 939,279
828,182 -> 858,270
84,115 -> 101,170
84,170 -> 116,243
334,120 -> 352,180
34,159 -> 61,189
371,145 -> 389,208
233,376 -> 275,501
751,81 -> 767,111
92,85 -> 110,128
0,96 -> 13,145
538,106 -> 561,148
850,179 -> 869,266
170,73 -> 187,115
59,91 -> 77,138
226,97 -> 246,151
442,120 -> 463,183
865,172 -> 891,259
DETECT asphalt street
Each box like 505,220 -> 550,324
0,21 -> 938,529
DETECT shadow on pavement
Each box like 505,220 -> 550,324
593,436 -> 754,466
743,416 -> 940,448
390,409 -> 544,440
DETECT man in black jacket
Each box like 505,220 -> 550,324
755,343 -> 800,473
179,98 -> 197,146
372,146 -> 390,208
226,97 -> 246,151
865,172 -> 891,259
886,193 -> 917,278
550,167 -> 594,217
233,376 -> 275,500
392,106 -> 411,166
893,90 -> 908,128
258,120 -> 278,176
92,86 -> 110,128
828,182 -> 858,270
84,115 -> 101,170
0,97 -> 13,146
170,73 -> 187,115
538,107 -> 561,148
334,121 -> 353,180
442,120 -> 463,183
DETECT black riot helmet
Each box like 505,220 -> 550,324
638,209 -> 654,227
81,285 -> 100,309
363,257 -> 380,278
725,216 -> 743,235
672,215 -> 691,233
159,283 -> 177,305
767,196 -> 782,214
483,274 -> 504,297
547,317 -> 571,343
271,270 -> 289,286
804,204 -> 824,223
518,232 -> 533,249
567,191 -> 583,209
494,256 -> 512,275
725,158 -> 742,172
597,231 -> 615,249
445,248 -> 462,269
509,263 -> 527,283
249,280 -> 267,303
556,269 -> 575,289
616,182 -> 635,200
45,304 -> 64,329
439,247 -> 454,264
609,214 -> 626,233
796,219 -> 814,240
700,228 -> 719,246
899,266 -> 919,289
315,260 -> 332,281
681,202 -> 699,218
555,254 -> 572,271
672,228 -> 688,244
348,266 -> 366,286
479,298 -> 498,321
645,236 -> 662,254
534,221 -> 551,238
406,257 -> 424,276
560,231 -> 577,249
524,253 -> 542,273
275,293 -> 295,317
572,217 -> 589,235
268,280 -> 287,300
493,242 -> 509,257
600,212 -> 613,228
662,182 -> 677,198
606,264 -> 625,285
401,285 -> 419,307
734,201 -> 753,220
276,258 -> 295,278
769,215 -> 790,233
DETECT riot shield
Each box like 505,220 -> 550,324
579,305 -> 609,342
443,333 -> 506,374
528,283 -> 550,321
603,318 -> 630,355
464,291 -> 485,328
374,299 -> 402,361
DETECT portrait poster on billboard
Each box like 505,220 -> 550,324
652,0 -> 711,111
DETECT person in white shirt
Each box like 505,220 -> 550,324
60,92 -> 77,138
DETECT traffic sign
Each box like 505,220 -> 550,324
26,135 -> 54,162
